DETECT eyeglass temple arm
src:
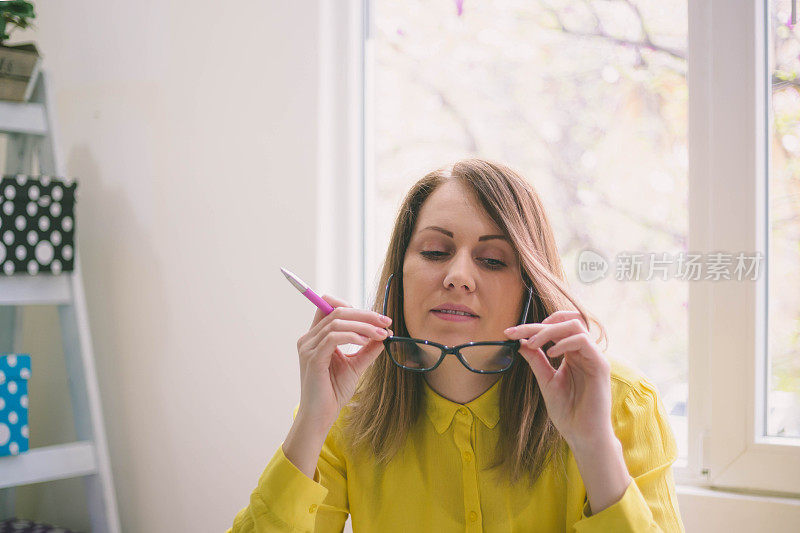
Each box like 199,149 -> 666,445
383,273 -> 394,316
518,270 -> 536,324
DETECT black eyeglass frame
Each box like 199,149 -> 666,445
380,271 -> 534,374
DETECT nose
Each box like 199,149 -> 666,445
442,249 -> 476,291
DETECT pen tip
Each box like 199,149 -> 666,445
281,267 -> 308,292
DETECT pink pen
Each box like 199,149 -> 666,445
281,267 -> 336,315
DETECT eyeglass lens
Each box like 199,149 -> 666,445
387,339 -> 516,372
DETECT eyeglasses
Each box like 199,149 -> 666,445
380,272 -> 534,374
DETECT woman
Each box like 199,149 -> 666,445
229,158 -> 685,532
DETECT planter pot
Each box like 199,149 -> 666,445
0,42 -> 41,102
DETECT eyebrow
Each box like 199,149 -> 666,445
421,226 -> 510,242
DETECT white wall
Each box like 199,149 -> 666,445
11,1 -> 322,530
8,1 -> 800,532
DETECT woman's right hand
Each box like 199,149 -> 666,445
295,294 -> 392,430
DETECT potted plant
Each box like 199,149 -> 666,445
0,0 -> 40,102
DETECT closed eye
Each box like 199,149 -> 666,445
420,251 -> 507,270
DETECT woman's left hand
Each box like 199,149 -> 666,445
504,311 -> 613,448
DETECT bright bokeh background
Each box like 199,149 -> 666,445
367,0 -> 691,460
768,0 -> 800,438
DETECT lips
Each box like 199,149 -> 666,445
431,310 -> 478,318
431,303 -> 478,317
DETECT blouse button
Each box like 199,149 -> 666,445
468,511 -> 478,522
309,504 -> 318,513
463,451 -> 472,463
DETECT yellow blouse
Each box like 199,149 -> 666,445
228,357 -> 685,532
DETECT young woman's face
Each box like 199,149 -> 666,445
402,180 -> 526,350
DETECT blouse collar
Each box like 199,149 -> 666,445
422,374 -> 503,433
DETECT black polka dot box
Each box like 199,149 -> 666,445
0,353 -> 30,457
0,174 -> 77,276
0,517 -> 81,532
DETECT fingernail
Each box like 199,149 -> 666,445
375,328 -> 388,337
505,326 -> 517,333
380,315 -> 392,325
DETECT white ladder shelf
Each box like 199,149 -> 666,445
0,70 -> 121,533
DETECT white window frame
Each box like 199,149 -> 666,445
315,0 -> 367,308
689,0 -> 800,495
317,0 -> 800,497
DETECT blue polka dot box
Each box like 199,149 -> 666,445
0,354 -> 31,457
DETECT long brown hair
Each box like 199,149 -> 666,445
343,157 -> 608,488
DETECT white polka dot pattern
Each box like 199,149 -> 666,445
0,423 -> 9,446
0,175 -> 77,276
0,354 -> 31,458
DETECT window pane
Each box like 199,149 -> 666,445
368,1 -> 688,460
767,0 -> 800,438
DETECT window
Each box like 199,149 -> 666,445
318,0 -> 800,497
767,0 -> 800,441
366,0 -> 690,463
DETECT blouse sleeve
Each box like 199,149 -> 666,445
573,378 -> 686,532
227,403 -> 350,533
